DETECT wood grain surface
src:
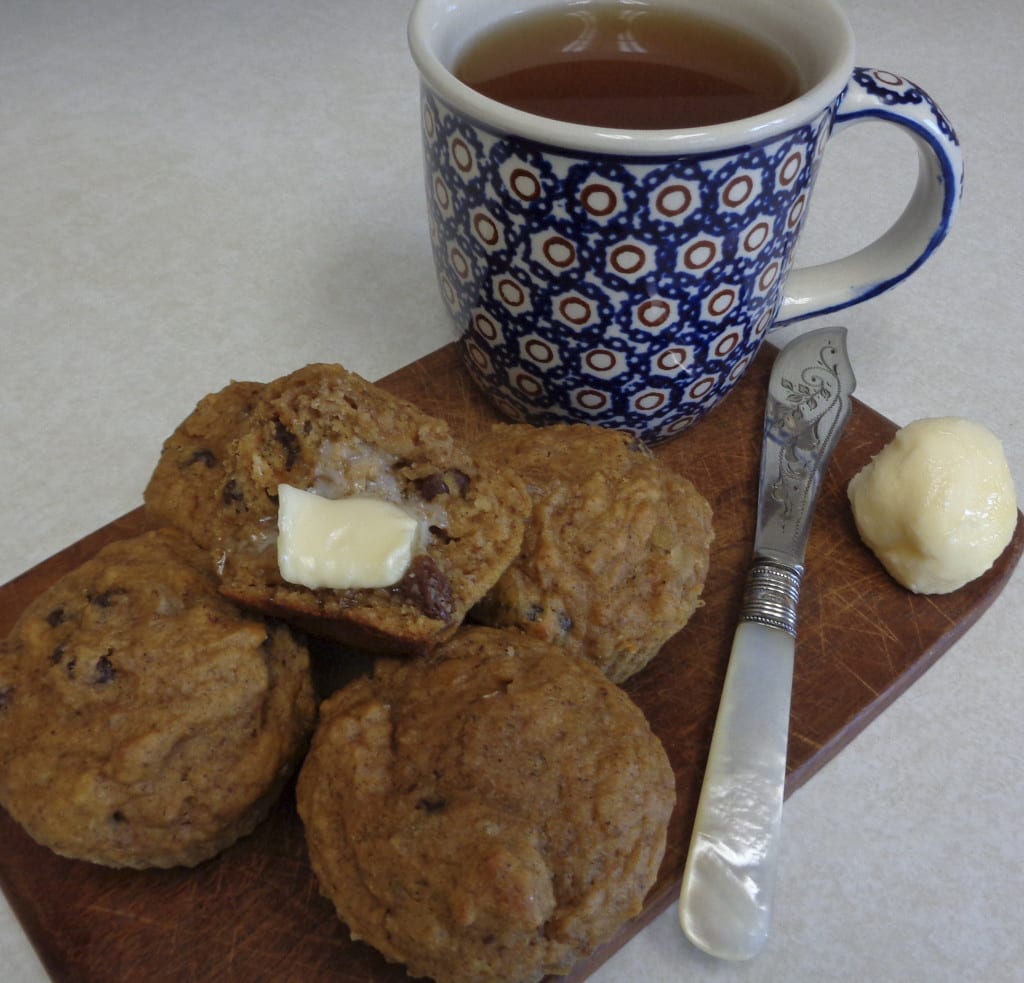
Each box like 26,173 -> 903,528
1,341 -> 1021,983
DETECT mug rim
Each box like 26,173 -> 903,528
408,0 -> 856,156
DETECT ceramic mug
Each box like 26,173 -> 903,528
408,0 -> 962,442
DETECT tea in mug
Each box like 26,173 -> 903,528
453,3 -> 800,129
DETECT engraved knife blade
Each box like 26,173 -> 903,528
679,326 -> 856,960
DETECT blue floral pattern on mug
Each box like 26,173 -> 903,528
422,90 -> 836,441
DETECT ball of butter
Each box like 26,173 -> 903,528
847,417 -> 1017,594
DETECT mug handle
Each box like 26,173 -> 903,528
777,67 -> 963,325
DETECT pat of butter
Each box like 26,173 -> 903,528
277,484 -> 418,590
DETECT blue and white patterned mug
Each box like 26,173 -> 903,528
409,0 -> 962,442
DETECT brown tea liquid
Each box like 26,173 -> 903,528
453,4 -> 800,129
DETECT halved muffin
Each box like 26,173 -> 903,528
212,363 -> 530,654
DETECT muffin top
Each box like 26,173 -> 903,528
472,423 -> 713,682
0,527 -> 315,868
297,625 -> 675,983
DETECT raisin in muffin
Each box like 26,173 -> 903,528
0,527 -> 316,869
472,423 -> 713,682
211,363 -> 530,654
296,626 -> 675,983
143,380 -> 265,550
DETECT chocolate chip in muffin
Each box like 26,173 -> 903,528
272,419 -> 302,470
417,472 -> 450,501
45,607 -> 66,627
89,588 -> 127,608
416,796 -> 448,814
222,478 -> 245,506
417,469 -> 471,501
185,448 -> 218,469
396,555 -> 454,622
429,525 -> 454,545
93,653 -> 116,685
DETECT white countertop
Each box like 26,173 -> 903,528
2,2 -> 1021,981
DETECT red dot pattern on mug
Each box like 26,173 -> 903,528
422,92 -> 832,440
554,292 -> 597,328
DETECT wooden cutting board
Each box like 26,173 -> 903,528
2,341 -> 1021,983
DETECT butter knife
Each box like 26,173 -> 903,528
679,326 -> 856,960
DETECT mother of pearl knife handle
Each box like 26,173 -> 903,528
678,614 -> 795,960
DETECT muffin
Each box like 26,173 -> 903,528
472,423 -> 713,682
296,626 -> 675,983
0,527 -> 316,868
143,379 -> 265,550
211,363 -> 530,654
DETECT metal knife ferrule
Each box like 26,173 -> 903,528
740,557 -> 803,636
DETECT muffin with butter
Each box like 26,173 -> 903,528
211,363 -> 530,654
